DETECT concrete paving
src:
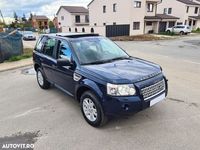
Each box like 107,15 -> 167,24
0,35 -> 200,150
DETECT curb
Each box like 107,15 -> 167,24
0,63 -> 33,73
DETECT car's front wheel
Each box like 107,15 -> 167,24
36,68 -> 50,89
80,91 -> 107,127
180,31 -> 184,35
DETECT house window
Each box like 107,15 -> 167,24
147,3 -> 154,12
186,6 -> 189,13
94,23 -> 97,26
193,20 -> 196,26
85,15 -> 89,23
91,28 -> 94,33
168,8 -> 172,14
103,23 -> 106,26
133,22 -> 140,30
177,22 -> 183,25
185,20 -> 187,25
146,21 -> 152,26
195,7 -> 198,14
169,21 -> 175,28
103,5 -> 106,13
82,28 -> 85,32
163,8 -> 167,14
113,22 -> 116,25
75,15 -> 80,23
134,1 -> 141,8
61,16 -> 64,21
113,3 -> 117,12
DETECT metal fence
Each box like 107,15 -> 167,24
0,32 -> 23,63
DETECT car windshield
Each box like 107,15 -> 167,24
70,37 -> 130,65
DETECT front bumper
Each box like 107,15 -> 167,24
23,37 -> 36,40
103,91 -> 167,116
102,75 -> 168,116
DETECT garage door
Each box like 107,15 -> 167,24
106,25 -> 130,37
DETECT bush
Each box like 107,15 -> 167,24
159,31 -> 175,36
192,28 -> 200,33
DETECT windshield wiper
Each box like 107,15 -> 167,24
82,60 -> 110,65
82,56 -> 131,65
109,56 -> 131,62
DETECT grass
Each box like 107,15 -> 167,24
7,48 -> 33,62
192,28 -> 200,33
159,32 -> 176,36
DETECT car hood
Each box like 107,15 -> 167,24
24,34 -> 34,37
81,58 -> 162,84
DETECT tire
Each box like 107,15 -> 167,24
180,31 -> 184,35
36,68 -> 50,89
80,91 -> 107,127
166,30 -> 170,34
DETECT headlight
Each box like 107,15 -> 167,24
107,83 -> 136,96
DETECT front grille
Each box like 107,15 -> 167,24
141,80 -> 165,101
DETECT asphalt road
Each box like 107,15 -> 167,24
0,35 -> 200,150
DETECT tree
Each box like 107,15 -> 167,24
22,13 -> 27,22
29,13 -> 33,22
49,21 -> 54,28
13,11 -> 18,23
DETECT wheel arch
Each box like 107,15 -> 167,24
75,79 -> 104,103
34,63 -> 40,71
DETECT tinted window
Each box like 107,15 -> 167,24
43,38 -> 56,57
58,41 -> 72,60
35,36 -> 48,52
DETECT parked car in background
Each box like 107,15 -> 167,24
166,25 -> 191,35
33,33 -> 168,127
23,31 -> 36,40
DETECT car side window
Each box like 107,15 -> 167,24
43,38 -> 56,57
35,36 -> 47,52
58,40 -> 72,60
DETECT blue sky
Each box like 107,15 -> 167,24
0,0 -> 91,23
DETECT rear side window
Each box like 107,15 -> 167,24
35,36 -> 48,52
43,38 -> 56,58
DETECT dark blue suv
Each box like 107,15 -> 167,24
33,33 -> 168,127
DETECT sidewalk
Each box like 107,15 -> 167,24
0,58 -> 33,72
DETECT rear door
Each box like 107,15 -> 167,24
53,39 -> 75,96
41,37 -> 57,83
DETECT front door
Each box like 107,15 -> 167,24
159,22 -> 167,32
53,40 -> 75,96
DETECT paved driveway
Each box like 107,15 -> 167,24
0,35 -> 200,150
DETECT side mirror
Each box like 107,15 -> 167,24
57,59 -> 72,66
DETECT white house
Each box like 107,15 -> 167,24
56,6 -> 89,31
87,0 -> 179,36
157,0 -> 200,29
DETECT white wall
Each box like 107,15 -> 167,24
57,8 -> 73,27
57,8 -> 89,28
89,0 -> 160,36
158,0 -> 200,28
62,26 -> 106,36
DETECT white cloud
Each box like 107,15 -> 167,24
0,0 -> 91,23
